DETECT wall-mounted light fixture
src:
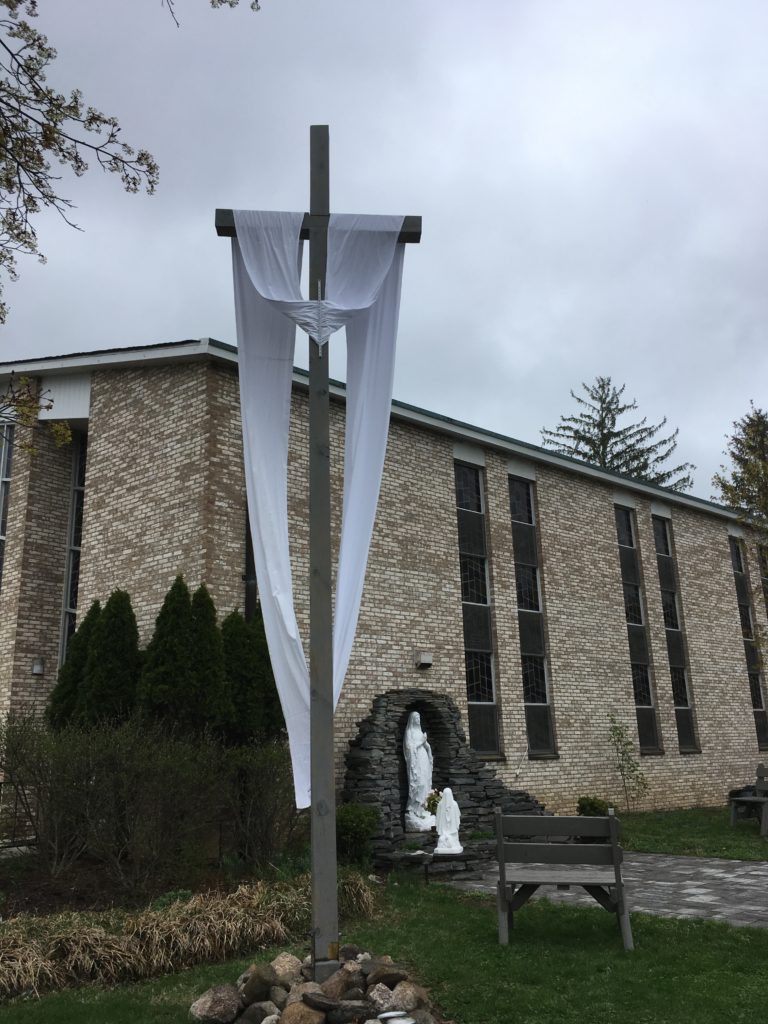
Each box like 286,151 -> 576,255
31,656 -> 45,676
414,651 -> 433,670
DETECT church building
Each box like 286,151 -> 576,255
0,338 -> 764,812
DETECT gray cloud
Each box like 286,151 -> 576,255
3,0 -> 768,496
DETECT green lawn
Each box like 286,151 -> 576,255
4,881 -> 768,1024
620,805 -> 768,860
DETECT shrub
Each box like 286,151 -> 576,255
77,590 -> 140,724
577,795 -> 610,817
46,599 -> 101,731
0,716 -> 225,886
0,716 -> 96,877
139,575 -> 195,728
608,712 -> 649,812
221,606 -> 285,746
189,583 -> 232,735
220,741 -> 301,868
336,802 -> 379,866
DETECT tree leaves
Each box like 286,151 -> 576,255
541,376 -> 696,492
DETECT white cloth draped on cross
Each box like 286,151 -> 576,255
231,210 -> 407,807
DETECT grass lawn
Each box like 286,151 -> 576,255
4,880 -> 768,1024
620,805 -> 768,860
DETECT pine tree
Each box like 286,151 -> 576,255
713,403 -> 768,540
46,599 -> 101,731
221,606 -> 284,745
541,376 -> 695,491
189,583 -> 232,735
138,575 -> 194,730
77,590 -> 140,724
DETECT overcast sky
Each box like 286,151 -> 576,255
3,0 -> 767,497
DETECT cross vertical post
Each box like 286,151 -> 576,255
307,124 -> 340,980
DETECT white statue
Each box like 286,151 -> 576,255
403,711 -> 435,831
435,787 -> 462,854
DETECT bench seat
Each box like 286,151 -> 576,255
495,808 -> 633,951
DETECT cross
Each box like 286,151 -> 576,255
216,125 -> 421,980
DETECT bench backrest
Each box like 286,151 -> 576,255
494,808 -> 625,886
757,763 -> 768,797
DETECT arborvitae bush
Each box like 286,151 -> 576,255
46,599 -> 101,731
139,575 -> 194,729
221,606 -> 284,745
336,802 -> 380,866
189,583 -> 232,735
77,590 -> 140,725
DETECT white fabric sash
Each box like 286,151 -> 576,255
232,210 -> 405,807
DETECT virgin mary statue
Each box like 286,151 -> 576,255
403,711 -> 435,831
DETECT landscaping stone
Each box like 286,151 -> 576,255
366,983 -> 394,1013
238,1003 -> 280,1024
190,946 -> 439,1024
190,983 -> 242,1023
366,965 -> 408,988
326,1000 -> 375,1024
287,982 -> 324,1006
270,986 -> 289,1010
320,967 -> 363,1000
279,1002 -> 326,1024
301,992 -> 340,1013
240,965 -> 278,1005
388,982 -> 430,1013
271,953 -> 303,987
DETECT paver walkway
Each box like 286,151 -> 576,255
452,852 -> 768,928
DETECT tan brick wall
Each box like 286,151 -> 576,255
3,356 -> 762,814
0,421 -> 73,715
78,362 -> 247,642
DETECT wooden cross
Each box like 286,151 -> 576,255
216,125 -> 421,980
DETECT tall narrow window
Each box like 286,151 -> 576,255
653,515 -> 698,752
0,422 -> 14,591
728,535 -> 768,750
60,434 -> 87,664
454,462 -> 499,754
759,546 -> 768,620
510,476 -> 555,755
615,506 -> 661,752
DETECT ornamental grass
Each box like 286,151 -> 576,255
0,872 -> 375,1001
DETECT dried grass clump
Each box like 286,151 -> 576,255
0,872 -> 376,1001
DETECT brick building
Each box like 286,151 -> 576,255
1,339 -> 765,811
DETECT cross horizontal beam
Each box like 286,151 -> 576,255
215,208 -> 422,243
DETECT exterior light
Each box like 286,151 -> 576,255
31,656 -> 45,676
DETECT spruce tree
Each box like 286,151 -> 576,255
541,376 -> 695,491
713,403 -> 768,540
221,606 -> 284,745
138,575 -> 194,730
46,599 -> 101,731
77,590 -> 140,724
189,583 -> 232,735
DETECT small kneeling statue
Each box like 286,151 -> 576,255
435,787 -> 463,854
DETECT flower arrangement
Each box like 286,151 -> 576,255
424,789 -> 442,816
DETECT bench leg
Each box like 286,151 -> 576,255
497,882 -> 510,945
617,895 -> 634,952
729,801 -> 738,827
761,804 -> 768,838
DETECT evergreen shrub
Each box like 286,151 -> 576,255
576,795 -> 610,817
139,575 -> 194,729
46,599 -> 101,731
221,606 -> 284,745
336,802 -> 379,866
189,583 -> 232,735
77,590 -> 140,724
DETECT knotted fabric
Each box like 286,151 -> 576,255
232,210 -> 406,807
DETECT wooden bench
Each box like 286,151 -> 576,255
729,763 -> 768,837
494,807 -> 634,951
